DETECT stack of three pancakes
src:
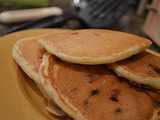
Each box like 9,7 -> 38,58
12,29 -> 160,120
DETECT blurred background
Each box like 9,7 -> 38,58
0,0 -> 159,52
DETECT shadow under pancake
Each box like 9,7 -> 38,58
9,57 -> 73,120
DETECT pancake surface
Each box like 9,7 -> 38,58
12,36 -> 46,83
110,51 -> 160,90
12,34 -> 67,117
39,52 -> 160,120
38,29 -> 151,65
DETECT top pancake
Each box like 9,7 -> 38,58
39,52 -> 160,120
110,50 -> 160,90
12,29 -> 70,83
38,29 -> 151,65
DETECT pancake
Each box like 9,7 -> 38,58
39,52 -> 160,120
12,35 -> 67,116
109,50 -> 160,90
38,29 -> 151,65
12,36 -> 46,84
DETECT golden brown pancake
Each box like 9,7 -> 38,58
110,50 -> 160,90
12,35 -> 67,116
39,52 -> 160,120
38,29 -> 151,65
12,36 -> 46,83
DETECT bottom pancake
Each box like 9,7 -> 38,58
12,35 -> 66,116
109,50 -> 160,90
39,52 -> 160,120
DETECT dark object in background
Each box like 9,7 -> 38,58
78,0 -> 133,28
7,0 -> 134,34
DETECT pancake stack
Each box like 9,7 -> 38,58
12,29 -> 160,120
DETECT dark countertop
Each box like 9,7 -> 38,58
0,0 -> 159,52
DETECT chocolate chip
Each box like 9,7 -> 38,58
109,89 -> 119,102
91,89 -> 100,96
83,89 -> 100,108
148,64 -> 152,67
114,108 -> 123,114
154,68 -> 160,74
